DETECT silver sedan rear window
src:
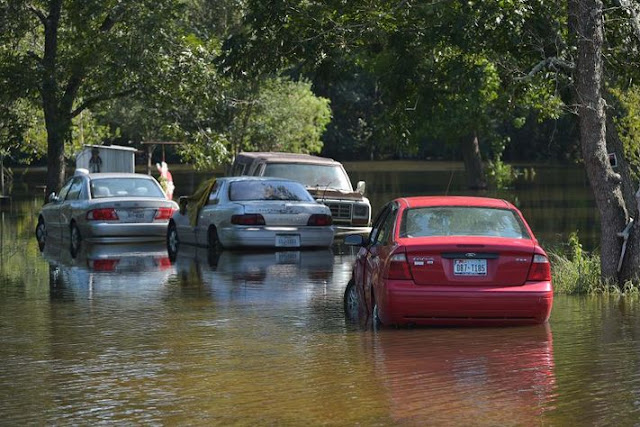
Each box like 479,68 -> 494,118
90,178 -> 165,199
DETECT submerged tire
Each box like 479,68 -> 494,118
343,280 -> 359,321
70,222 -> 81,258
35,217 -> 47,251
167,222 -> 179,262
372,296 -> 382,329
208,226 -> 223,252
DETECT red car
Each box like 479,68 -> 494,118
343,196 -> 553,327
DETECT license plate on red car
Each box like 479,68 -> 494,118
454,259 -> 487,276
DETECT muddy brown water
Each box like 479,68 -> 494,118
3,163 -> 638,425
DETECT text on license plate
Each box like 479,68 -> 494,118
454,259 -> 487,275
276,234 -> 300,247
123,209 -> 150,222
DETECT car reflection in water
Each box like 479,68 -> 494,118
43,242 -> 174,300
365,324 -> 556,424
171,244 -> 335,305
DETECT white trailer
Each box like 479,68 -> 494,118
75,145 -> 137,173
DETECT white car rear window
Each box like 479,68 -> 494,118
229,181 -> 314,202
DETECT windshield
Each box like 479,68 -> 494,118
229,180 -> 315,202
262,163 -> 353,191
90,178 -> 166,199
399,207 -> 530,239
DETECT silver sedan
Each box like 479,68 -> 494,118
36,170 -> 179,254
167,176 -> 334,254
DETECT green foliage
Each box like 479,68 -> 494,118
549,232 -> 602,294
486,156 -> 517,190
241,78 -> 331,153
0,99 -> 43,162
223,0 -> 573,164
175,77 -> 330,170
610,85 -> 640,180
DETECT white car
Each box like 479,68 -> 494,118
167,176 -> 334,254
229,152 -> 372,235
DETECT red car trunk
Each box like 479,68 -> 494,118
403,236 -> 536,286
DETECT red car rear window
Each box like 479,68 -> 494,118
399,207 -> 530,239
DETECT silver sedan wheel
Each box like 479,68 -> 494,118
70,223 -> 81,256
167,222 -> 179,260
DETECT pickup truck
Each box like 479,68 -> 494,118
230,152 -> 372,235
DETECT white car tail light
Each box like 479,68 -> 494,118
154,207 -> 176,221
307,214 -> 332,226
231,214 -> 266,225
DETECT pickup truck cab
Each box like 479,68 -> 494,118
230,152 -> 372,235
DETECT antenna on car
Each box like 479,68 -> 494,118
321,180 -> 332,202
445,170 -> 454,196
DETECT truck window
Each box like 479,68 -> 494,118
262,163 -> 352,191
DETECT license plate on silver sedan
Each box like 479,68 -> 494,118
454,259 -> 487,276
276,234 -> 300,247
122,209 -> 152,223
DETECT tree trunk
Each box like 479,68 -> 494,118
605,111 -> 640,281
42,0 -> 67,196
44,106 -> 69,197
576,0 -> 630,282
461,132 -> 487,190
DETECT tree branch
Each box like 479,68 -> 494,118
99,15 -> 116,32
616,0 -> 640,44
62,69 -> 85,112
516,57 -> 575,81
71,87 -> 139,118
27,4 -> 47,27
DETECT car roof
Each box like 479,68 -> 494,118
82,172 -> 157,180
217,176 -> 303,184
235,152 -> 341,166
398,196 -> 516,210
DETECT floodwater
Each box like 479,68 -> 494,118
2,162 -> 639,425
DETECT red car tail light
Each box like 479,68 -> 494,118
527,254 -> 551,281
231,214 -> 266,225
385,253 -> 413,280
155,257 -> 172,269
307,214 -> 332,226
86,208 -> 118,221
154,207 -> 176,221
88,259 -> 119,271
